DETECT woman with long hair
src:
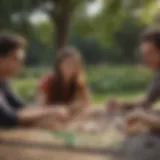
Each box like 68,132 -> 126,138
38,47 -> 90,120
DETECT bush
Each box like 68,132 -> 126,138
13,78 -> 38,102
88,65 -> 152,94
13,65 -> 153,101
18,67 -> 49,79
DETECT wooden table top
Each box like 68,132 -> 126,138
0,129 -> 110,160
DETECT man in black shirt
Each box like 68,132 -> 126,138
107,29 -> 160,132
0,34 -> 68,128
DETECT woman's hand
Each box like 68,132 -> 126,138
106,97 -> 121,118
53,107 -> 70,121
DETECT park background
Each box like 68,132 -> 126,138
1,0 -> 160,104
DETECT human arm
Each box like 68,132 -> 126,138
107,73 -> 160,112
125,110 -> 160,133
108,98 -> 152,111
17,106 -> 68,126
0,100 -> 68,128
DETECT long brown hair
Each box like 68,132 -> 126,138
48,46 -> 85,104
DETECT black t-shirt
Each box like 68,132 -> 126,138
147,72 -> 160,103
0,80 -> 24,128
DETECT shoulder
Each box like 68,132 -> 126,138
39,73 -> 55,92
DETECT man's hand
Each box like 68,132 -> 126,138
125,110 -> 150,134
125,110 -> 148,125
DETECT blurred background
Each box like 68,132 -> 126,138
1,0 -> 159,103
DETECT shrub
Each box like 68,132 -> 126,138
13,65 -> 153,101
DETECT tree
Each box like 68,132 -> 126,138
31,0 -> 94,49
0,0 -> 92,49
74,0 -> 159,46
0,0 -> 158,48
0,0 -> 159,54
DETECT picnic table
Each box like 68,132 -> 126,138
0,107 -> 126,160
0,129 -> 112,160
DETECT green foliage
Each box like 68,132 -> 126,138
75,0 -> 159,46
87,65 -> 152,94
71,14 -> 144,64
0,0 -> 159,66
13,66 -> 153,102
18,68 -> 49,78
33,22 -> 53,45
13,78 -> 38,102
95,0 -> 126,44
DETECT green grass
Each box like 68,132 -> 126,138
93,91 -> 143,103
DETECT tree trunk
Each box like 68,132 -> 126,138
55,13 -> 71,49
52,0 -> 72,50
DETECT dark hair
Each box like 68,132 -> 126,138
0,34 -> 26,57
47,46 -> 86,104
141,29 -> 160,48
